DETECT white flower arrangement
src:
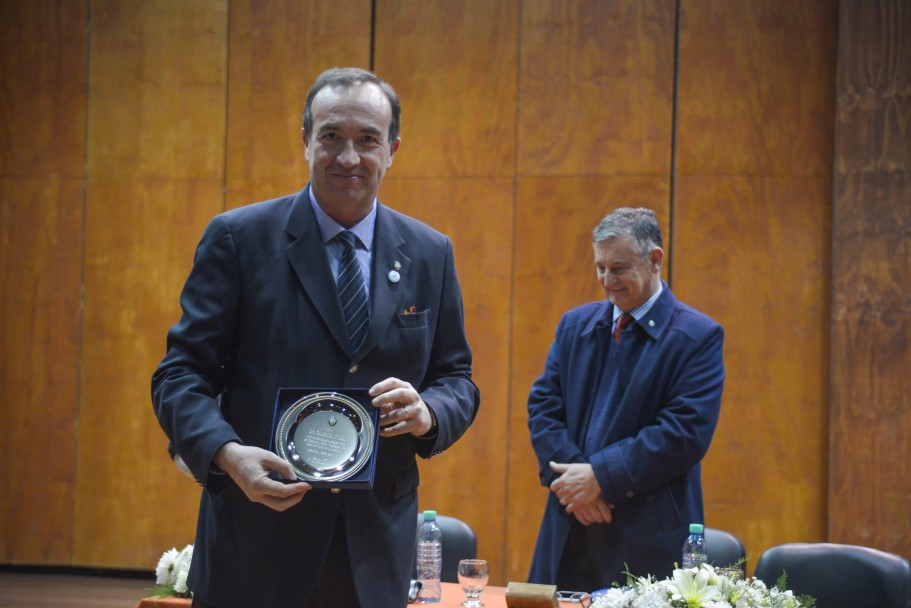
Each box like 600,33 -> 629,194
152,544 -> 194,598
591,563 -> 816,608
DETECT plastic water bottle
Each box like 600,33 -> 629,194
415,510 -> 442,603
681,523 -> 708,569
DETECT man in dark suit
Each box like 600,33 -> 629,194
526,208 -> 724,591
152,67 -> 479,608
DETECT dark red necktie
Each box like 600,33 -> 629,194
613,312 -> 634,344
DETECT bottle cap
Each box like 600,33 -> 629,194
423,510 -> 437,521
689,523 -> 704,534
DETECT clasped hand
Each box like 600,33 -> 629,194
549,461 -> 614,525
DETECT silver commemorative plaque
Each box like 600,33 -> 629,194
274,392 -> 375,483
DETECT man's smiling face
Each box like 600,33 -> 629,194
304,82 -> 400,227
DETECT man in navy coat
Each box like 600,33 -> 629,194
526,208 -> 724,591
152,68 -> 479,607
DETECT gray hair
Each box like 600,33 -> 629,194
302,67 -> 402,143
593,208 -> 663,259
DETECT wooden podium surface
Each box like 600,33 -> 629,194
137,582 -> 511,607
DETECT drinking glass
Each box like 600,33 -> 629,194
718,567 -> 744,581
457,559 -> 489,607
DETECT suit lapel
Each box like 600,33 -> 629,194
358,204 -> 410,357
283,187 -> 349,354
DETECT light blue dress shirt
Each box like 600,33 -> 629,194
308,188 -> 376,305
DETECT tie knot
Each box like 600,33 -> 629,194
613,312 -> 634,343
338,230 -> 357,249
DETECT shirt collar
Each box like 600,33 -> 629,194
308,186 -> 377,250
613,281 -> 664,324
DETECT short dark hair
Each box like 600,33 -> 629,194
302,67 -> 401,143
593,208 -> 663,259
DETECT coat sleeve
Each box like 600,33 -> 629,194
411,238 -> 480,459
151,215 -> 243,488
526,313 -> 588,488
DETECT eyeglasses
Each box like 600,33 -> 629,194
556,590 -> 591,607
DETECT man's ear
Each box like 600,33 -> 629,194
302,128 -> 310,160
650,247 -> 664,268
387,137 -> 401,167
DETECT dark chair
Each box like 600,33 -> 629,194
704,527 -> 747,570
414,514 -> 478,583
753,542 -> 911,608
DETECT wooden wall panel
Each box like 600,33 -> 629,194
675,1 -> 836,178
74,0 -> 229,568
0,0 -> 87,564
834,1 -> 911,175
518,0 -> 675,177
831,174 -> 910,555
376,0 -> 519,178
675,0 -> 837,570
831,0 -> 911,557
508,0 -> 676,583
375,0 -> 520,584
225,0 -> 372,209
674,177 -> 830,551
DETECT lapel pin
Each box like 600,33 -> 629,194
388,261 -> 402,283
648,320 -> 655,327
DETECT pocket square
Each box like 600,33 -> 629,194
402,306 -> 417,315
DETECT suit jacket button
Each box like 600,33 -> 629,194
625,491 -> 635,498
331,488 -> 341,494
348,364 -> 358,373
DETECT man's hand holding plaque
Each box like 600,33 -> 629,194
215,442 -> 311,511
370,377 -> 436,438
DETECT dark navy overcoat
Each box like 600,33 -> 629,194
527,284 -> 724,588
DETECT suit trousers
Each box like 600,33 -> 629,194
190,512 -> 361,608
307,511 -> 361,608
555,520 -> 614,592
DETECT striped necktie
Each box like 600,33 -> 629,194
336,230 -> 369,350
